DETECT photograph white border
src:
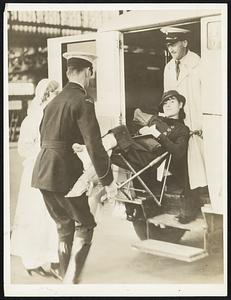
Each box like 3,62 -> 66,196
4,2 -> 227,297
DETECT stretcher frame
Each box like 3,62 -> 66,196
115,151 -> 171,207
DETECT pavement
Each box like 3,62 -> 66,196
10,204 -> 223,285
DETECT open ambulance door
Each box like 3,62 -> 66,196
200,15 -> 225,214
47,31 -> 124,136
96,31 -> 125,135
47,33 -> 97,89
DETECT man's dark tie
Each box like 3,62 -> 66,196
175,60 -> 180,80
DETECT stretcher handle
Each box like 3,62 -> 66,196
159,154 -> 172,205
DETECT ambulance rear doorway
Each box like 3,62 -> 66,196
122,20 -> 201,126
121,20 -> 202,197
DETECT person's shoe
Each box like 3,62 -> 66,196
176,214 -> 197,224
26,266 -> 50,277
49,263 -> 62,281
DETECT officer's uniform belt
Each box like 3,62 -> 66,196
41,140 -> 72,150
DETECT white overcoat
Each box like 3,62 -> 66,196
11,104 -> 59,269
164,50 -> 207,189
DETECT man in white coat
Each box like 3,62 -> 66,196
161,26 -> 208,223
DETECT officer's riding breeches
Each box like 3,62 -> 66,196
40,189 -> 96,281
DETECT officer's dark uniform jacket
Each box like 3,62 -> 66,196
32,82 -> 113,194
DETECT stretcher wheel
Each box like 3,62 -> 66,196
132,219 -> 186,243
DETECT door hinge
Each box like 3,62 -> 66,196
119,113 -> 123,125
118,39 -> 123,50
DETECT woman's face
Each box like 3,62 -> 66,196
162,96 -> 183,119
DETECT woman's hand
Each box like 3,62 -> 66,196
139,126 -> 152,135
139,124 -> 161,138
190,129 -> 203,139
149,124 -> 161,138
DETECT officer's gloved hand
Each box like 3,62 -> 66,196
104,180 -> 118,203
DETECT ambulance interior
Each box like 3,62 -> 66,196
123,20 -> 201,127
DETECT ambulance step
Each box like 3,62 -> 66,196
132,239 -> 208,262
147,213 -> 207,231
201,204 -> 214,214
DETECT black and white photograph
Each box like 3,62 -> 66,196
4,3 -> 227,297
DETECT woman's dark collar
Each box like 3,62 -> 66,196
161,116 -> 184,124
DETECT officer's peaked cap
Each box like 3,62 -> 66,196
160,26 -> 190,44
63,51 -> 96,67
159,90 -> 186,112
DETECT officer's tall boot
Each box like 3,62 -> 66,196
58,240 -> 72,279
62,229 -> 93,284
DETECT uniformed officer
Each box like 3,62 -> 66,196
32,51 -> 117,283
161,26 -> 207,223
